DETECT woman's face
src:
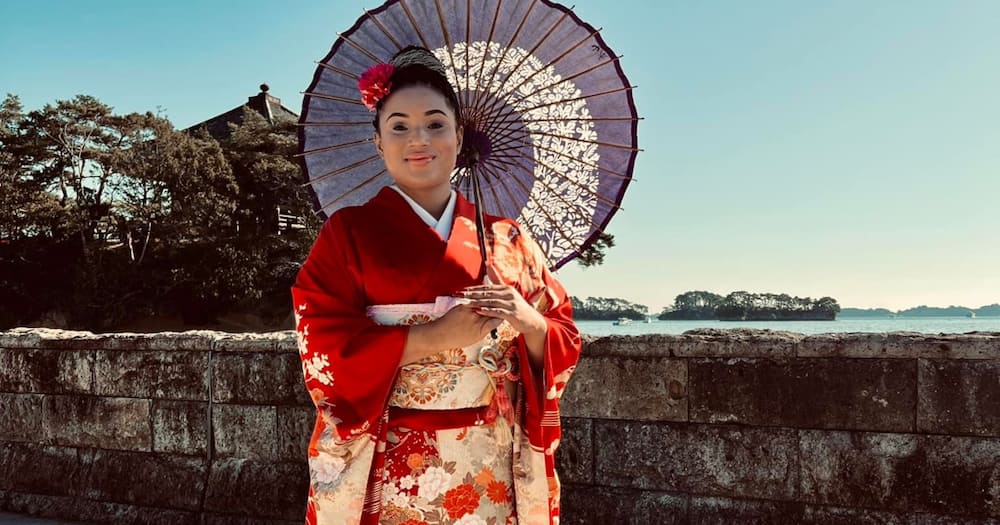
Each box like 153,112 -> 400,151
374,85 -> 462,196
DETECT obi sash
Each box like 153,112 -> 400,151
367,295 -> 519,430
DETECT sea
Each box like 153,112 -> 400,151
574,317 -> 1000,336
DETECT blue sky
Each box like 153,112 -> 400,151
2,0 -> 998,311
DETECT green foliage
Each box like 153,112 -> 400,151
659,290 -> 724,320
659,291 -> 841,321
715,292 -> 840,321
661,291 -> 841,321
0,94 -> 320,330
223,109 -> 317,239
576,232 -> 614,267
0,94 -> 71,241
571,295 -> 648,320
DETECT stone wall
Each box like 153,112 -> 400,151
559,330 -> 1000,524
1,328 -> 998,524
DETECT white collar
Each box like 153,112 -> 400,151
390,185 -> 457,241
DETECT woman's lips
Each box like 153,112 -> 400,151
406,154 -> 433,164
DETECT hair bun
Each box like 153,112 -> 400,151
390,46 -> 448,78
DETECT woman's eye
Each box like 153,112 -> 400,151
428,122 -> 444,129
392,124 -> 407,132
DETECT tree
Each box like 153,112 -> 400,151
222,108 -> 317,239
660,291 -> 723,320
571,295 -> 648,320
0,93 -> 247,329
576,232 -> 614,267
192,108 -> 321,324
114,116 -> 237,262
19,95 -> 128,256
0,94 -> 69,241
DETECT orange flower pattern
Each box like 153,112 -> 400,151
486,480 -> 512,505
378,424 -> 514,524
442,483 -> 480,518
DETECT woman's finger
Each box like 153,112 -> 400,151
459,285 -> 505,294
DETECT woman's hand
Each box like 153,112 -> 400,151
459,266 -> 548,371
435,302 -> 505,347
401,303 -> 502,366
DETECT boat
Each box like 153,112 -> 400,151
612,317 -> 632,326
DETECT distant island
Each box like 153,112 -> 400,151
658,291 -> 840,321
840,304 -> 1000,318
571,293 -> 999,323
572,291 -> 840,321
571,296 -> 649,321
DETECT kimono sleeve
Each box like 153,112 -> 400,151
291,214 -> 408,442
510,227 -> 582,451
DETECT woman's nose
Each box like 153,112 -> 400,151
409,127 -> 430,144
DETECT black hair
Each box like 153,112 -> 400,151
372,46 -> 462,131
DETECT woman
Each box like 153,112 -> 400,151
292,46 -> 581,525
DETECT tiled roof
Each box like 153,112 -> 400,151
184,84 -> 298,140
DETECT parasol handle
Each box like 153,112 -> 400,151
468,161 -> 499,341
469,160 -> 491,280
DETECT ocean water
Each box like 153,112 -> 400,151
574,317 -> 1000,336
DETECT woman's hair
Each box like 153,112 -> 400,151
373,46 -> 462,131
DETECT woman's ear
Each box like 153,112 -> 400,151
373,131 -> 383,157
456,125 -> 463,153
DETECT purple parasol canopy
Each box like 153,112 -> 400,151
299,0 -> 639,270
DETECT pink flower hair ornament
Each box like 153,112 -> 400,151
358,63 -> 394,111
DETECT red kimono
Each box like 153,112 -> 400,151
292,187 -> 581,525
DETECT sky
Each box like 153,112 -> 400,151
2,0 -> 998,312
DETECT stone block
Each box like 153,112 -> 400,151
42,395 -> 151,451
0,491 -> 78,521
0,393 -> 43,442
556,417 -> 592,485
0,349 -> 93,394
802,504 -> 916,524
213,404 -> 277,460
689,358 -> 915,431
79,448 -> 207,510
202,514 -> 302,525
275,334 -> 299,353
0,327 -> 44,348
798,333 -> 1000,360
2,491 -> 200,524
1,328 -> 108,350
918,359 -> 1000,437
152,400 -> 209,455
204,458 -> 309,520
800,430 -> 1000,517
581,335 -> 673,358
0,329 -> 213,351
97,332 -> 215,352
560,485 -> 687,525
73,499 -> 200,525
672,328 -> 802,358
0,443 -> 84,496
94,350 -> 208,400
212,353 -> 310,405
276,406 -> 314,462
561,355 -> 687,421
688,496 -> 806,523
214,333 -> 281,352
915,514 -> 1000,525
594,421 -> 799,501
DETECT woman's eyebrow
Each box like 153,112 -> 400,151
386,109 -> 447,120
